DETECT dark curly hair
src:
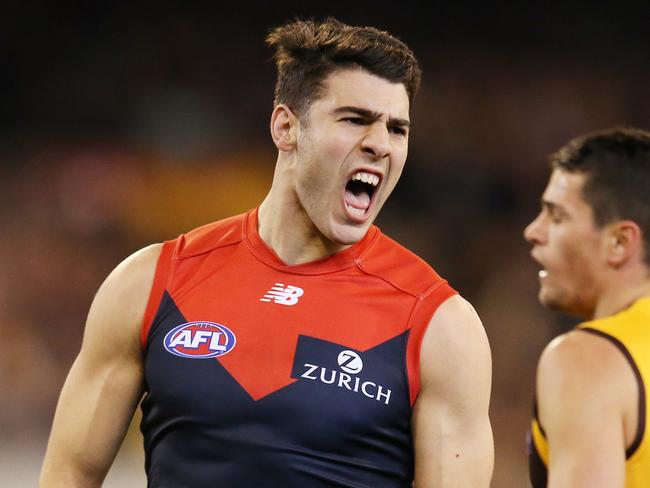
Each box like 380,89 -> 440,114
266,17 -> 421,117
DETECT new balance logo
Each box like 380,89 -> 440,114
260,283 -> 304,306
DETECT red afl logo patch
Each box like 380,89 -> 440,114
163,321 -> 236,359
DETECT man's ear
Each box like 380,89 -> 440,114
606,220 -> 643,267
270,104 -> 299,151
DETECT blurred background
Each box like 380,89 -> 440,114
2,1 -> 649,486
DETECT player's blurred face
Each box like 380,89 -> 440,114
524,169 -> 608,318
293,68 -> 410,245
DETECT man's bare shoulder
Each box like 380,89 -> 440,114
83,243 -> 163,352
537,329 -> 635,430
538,330 -> 631,391
115,243 -> 162,275
421,294 -> 491,390
93,244 -> 162,315
427,295 -> 485,342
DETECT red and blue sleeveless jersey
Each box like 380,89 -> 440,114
140,208 -> 456,487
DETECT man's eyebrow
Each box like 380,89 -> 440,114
333,106 -> 410,128
541,199 -> 554,210
541,199 -> 565,214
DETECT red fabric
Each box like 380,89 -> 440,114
405,284 -> 457,405
140,240 -> 176,349
143,209 -> 456,402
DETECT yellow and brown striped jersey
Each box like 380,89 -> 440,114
529,297 -> 650,487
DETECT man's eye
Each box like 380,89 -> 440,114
390,127 -> 407,136
343,117 -> 365,125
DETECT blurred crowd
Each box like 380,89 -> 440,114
2,2 -> 649,486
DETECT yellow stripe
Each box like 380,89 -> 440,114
531,418 -> 549,466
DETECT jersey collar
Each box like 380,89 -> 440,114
243,208 -> 379,275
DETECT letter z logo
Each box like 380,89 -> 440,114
337,350 -> 363,374
260,283 -> 304,306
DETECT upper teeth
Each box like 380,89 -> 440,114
351,172 -> 380,186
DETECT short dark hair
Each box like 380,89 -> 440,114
551,127 -> 650,265
266,18 -> 421,117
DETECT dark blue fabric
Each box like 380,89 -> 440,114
141,292 -> 414,487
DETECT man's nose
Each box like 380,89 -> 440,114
524,214 -> 545,244
360,123 -> 391,161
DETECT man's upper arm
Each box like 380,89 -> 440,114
40,243 -> 162,487
412,294 -> 493,487
537,331 -> 634,488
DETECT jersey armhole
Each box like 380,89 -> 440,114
405,281 -> 457,405
140,240 -> 177,350
580,327 -> 646,459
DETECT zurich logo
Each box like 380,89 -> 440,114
164,321 -> 236,359
299,349 -> 391,404
337,350 -> 363,374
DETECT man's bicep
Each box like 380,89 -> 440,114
412,295 -> 493,488
537,333 -> 628,488
40,244 -> 161,487
42,345 -> 144,485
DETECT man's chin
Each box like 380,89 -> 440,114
539,288 -> 587,318
538,288 -> 564,312
329,221 -> 370,246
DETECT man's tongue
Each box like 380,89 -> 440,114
344,188 -> 370,210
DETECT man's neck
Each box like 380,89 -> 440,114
257,192 -> 349,266
592,279 -> 650,320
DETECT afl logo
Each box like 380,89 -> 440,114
337,350 -> 363,374
163,321 -> 236,359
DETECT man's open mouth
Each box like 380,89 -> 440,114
344,171 -> 381,219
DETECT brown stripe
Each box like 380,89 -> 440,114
580,327 -> 646,459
